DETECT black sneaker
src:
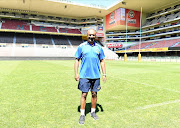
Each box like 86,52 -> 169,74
79,115 -> 85,125
91,112 -> 99,120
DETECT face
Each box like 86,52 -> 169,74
87,29 -> 96,43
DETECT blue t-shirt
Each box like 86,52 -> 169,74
75,41 -> 105,79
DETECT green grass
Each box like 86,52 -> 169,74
0,60 -> 180,128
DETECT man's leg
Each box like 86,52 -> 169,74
79,92 -> 88,124
80,92 -> 88,113
91,91 -> 99,120
91,91 -> 97,109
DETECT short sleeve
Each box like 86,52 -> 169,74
75,46 -> 82,59
99,47 -> 105,60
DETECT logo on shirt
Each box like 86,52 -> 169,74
96,48 -> 99,54
97,85 -> 101,90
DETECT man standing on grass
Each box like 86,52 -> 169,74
74,29 -> 106,125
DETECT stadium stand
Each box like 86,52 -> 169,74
67,36 -> 83,45
127,42 -> 153,50
1,19 -> 30,30
51,35 -> 69,45
16,33 -> 34,44
32,25 -> 57,32
0,32 -> 84,46
173,42 -> 180,47
0,32 -> 14,43
144,7 -> 180,27
66,28 -> 81,34
102,47 -> 119,60
127,39 -> 180,50
59,28 -> 81,34
146,39 -> 180,48
34,34 -> 52,45
0,19 -> 82,34
106,3 -> 180,52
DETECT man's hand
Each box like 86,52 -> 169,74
74,59 -> 80,81
100,59 -> 106,83
75,74 -> 79,81
103,76 -> 106,83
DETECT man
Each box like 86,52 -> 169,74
74,29 -> 106,125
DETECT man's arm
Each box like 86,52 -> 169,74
100,59 -> 106,82
74,58 -> 80,81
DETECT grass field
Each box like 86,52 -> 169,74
0,60 -> 180,128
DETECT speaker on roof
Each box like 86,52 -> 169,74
122,2 -> 126,5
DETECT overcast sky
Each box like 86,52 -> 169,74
70,0 -> 120,8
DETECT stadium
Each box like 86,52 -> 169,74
0,0 -> 180,127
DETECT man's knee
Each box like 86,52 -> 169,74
91,91 -> 97,98
81,92 -> 88,99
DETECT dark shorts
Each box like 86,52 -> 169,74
78,78 -> 101,92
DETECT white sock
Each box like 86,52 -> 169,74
91,108 -> 95,113
80,109 -> 85,115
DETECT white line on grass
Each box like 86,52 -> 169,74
136,99 -> 180,110
119,78 -> 180,93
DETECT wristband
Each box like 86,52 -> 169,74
103,74 -> 106,76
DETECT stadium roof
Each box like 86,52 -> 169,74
0,0 -> 179,18
109,0 -> 180,13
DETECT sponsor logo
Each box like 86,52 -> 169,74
110,12 -> 114,20
96,33 -> 104,37
107,43 -> 123,48
98,26 -> 103,31
109,12 -> 115,25
109,21 -> 115,25
128,10 -> 135,18
127,19 -> 136,24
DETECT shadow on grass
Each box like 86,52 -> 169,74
78,103 -> 104,116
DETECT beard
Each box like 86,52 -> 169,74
88,37 -> 95,43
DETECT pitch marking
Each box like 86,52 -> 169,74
136,99 -> 180,110
120,78 -> 180,93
